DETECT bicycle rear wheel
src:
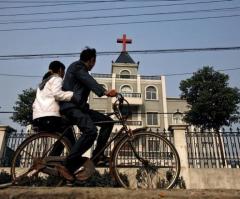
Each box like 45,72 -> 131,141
111,131 -> 180,189
11,132 -> 71,186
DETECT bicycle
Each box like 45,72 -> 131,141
11,93 -> 180,189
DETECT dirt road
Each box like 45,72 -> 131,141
0,187 -> 240,199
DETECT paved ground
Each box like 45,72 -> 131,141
0,187 -> 240,199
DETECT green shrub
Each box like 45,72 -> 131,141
0,169 -> 123,187
74,170 -> 120,187
0,170 -> 11,184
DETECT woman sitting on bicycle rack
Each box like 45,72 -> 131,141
32,60 -> 77,154
59,47 -> 117,181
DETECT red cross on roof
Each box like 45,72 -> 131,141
117,34 -> 132,52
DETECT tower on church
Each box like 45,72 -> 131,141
89,34 -> 188,132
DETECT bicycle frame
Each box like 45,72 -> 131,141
44,94 -> 146,161
79,93 -> 146,163
42,93 -> 148,166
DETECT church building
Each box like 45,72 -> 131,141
88,34 -> 188,132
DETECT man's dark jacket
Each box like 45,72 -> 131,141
60,60 -> 106,112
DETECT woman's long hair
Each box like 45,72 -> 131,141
39,61 -> 65,90
42,61 -> 65,80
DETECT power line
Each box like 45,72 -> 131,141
0,111 -> 184,115
0,73 -> 41,78
0,0 -> 187,2
0,111 -> 16,113
0,14 -> 240,32
2,6 -> 240,25
0,0 -> 131,10
1,46 -> 240,60
164,67 -> 240,76
0,0 -> 234,17
0,0 -> 119,3
0,0 -> 190,10
0,67 -> 239,78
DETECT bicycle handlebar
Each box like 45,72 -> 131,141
116,92 -> 124,102
113,93 -> 130,121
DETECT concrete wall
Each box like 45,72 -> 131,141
187,168 -> 240,189
2,167 -> 240,189
169,124 -> 240,189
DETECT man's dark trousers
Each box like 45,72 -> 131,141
62,108 -> 114,173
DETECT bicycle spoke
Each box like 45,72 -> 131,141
11,132 -> 71,187
112,131 -> 180,189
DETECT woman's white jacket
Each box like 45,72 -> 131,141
32,75 -> 73,119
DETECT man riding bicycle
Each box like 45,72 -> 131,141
59,47 -> 117,181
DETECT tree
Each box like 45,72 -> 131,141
11,88 -> 36,126
179,66 -> 240,131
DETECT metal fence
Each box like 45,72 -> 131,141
0,131 -> 29,166
104,128 -> 174,158
2,127 -> 240,169
0,128 -> 174,167
186,128 -> 240,168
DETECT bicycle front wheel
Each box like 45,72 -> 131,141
111,131 -> 180,189
11,132 -> 71,186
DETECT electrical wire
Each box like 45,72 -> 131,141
0,0 -> 188,3
0,0 -> 193,10
1,46 -> 240,60
0,1 -> 134,10
0,14 -> 240,32
0,0 -> 234,17
1,6 -> 240,25
0,67 -> 239,78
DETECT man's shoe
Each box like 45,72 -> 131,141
74,159 -> 95,181
93,155 -> 110,166
55,164 -> 74,181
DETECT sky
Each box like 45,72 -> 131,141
0,0 -> 239,130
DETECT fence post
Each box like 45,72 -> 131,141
169,124 -> 190,188
0,125 -> 16,160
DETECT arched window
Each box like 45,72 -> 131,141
121,85 -> 132,93
120,70 -> 130,79
146,86 -> 157,100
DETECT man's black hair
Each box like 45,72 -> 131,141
80,47 -> 96,62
